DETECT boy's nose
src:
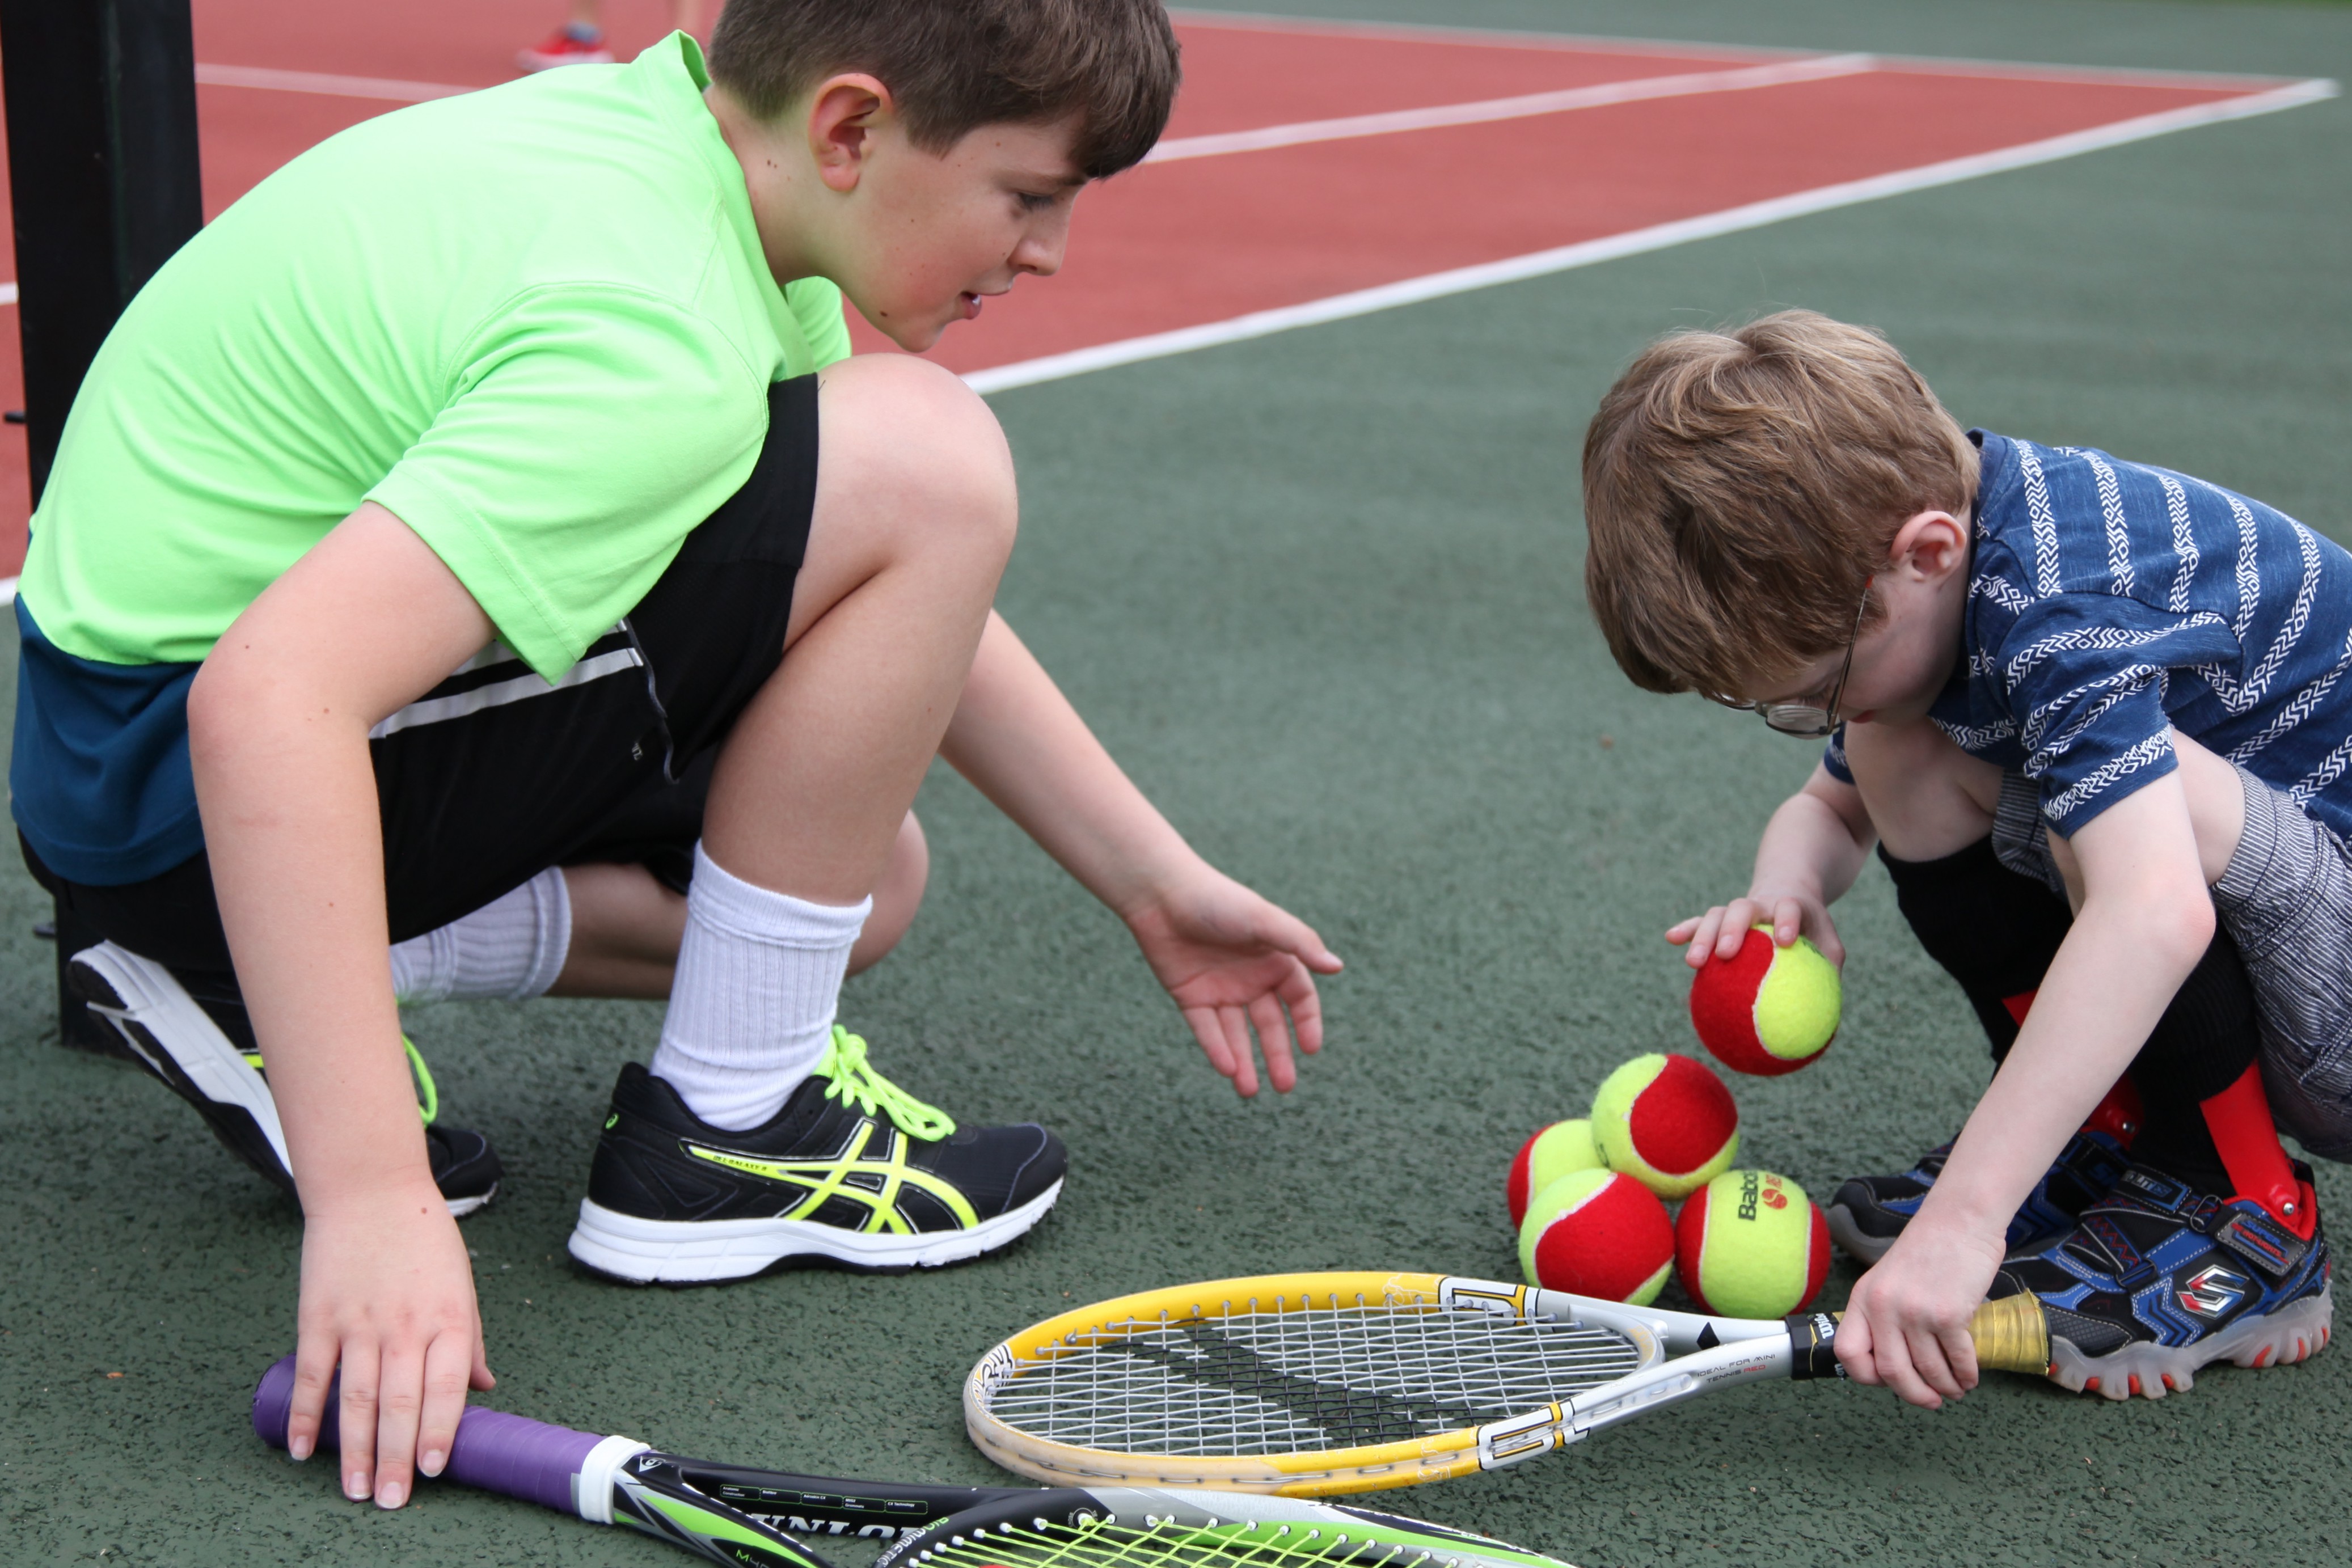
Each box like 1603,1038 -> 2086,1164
1015,217 -> 1070,277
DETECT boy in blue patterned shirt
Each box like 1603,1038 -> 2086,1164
1581,310 -> 2337,1409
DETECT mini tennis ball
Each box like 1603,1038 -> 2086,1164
1674,1168 -> 1832,1318
1689,924 -> 1840,1076
1589,1052 -> 1738,1200
1505,1118 -> 1607,1228
1517,1167 -> 1675,1304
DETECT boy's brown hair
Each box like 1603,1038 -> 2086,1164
1581,310 -> 1978,697
708,0 -> 1181,181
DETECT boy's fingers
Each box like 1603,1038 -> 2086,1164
372,1342 -> 424,1508
1251,993 -> 1296,1093
1278,962 -> 1324,1056
1905,1326 -> 1965,1404
1940,1325 -> 1981,1393
1772,900 -> 1804,945
417,1331 -> 474,1480
1183,1007 -> 1239,1080
1221,1006 -> 1259,1096
338,1343 -> 381,1502
1872,1329 -> 1939,1410
286,1335 -> 340,1463
1665,916 -> 1700,945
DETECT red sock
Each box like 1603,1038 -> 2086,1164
2201,1063 -> 2314,1239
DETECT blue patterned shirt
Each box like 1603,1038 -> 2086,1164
1823,430 -> 2352,840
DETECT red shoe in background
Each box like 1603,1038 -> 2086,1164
518,25 -> 615,71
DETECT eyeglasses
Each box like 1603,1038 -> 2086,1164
1708,577 -> 1872,738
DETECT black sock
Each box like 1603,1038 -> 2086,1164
2126,928 -> 2262,1194
1879,838 -> 2072,1060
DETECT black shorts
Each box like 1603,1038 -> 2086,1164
27,374 -> 820,984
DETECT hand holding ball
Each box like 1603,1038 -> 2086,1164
1690,925 -> 1840,1076
1675,1168 -> 1832,1317
1518,1168 -> 1675,1304
1589,1052 -> 1739,1199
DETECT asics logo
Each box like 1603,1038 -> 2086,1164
2177,1263 -> 2248,1318
680,1120 -> 980,1233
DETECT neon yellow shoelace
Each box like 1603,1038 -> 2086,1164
815,1026 -> 954,1140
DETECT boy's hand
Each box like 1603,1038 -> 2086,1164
287,1181 -> 492,1508
1834,1216 -> 2005,1409
1667,891 -> 1844,967
1124,866 -> 1343,1097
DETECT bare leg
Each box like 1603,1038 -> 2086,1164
566,0 -> 601,28
851,810 -> 929,975
1841,720 -> 2007,861
703,356 -> 1014,903
551,808 -> 930,998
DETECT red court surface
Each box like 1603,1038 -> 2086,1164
0,2 -> 2326,576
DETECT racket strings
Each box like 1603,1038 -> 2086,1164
901,1517 -> 1501,1568
983,1303 -> 1645,1455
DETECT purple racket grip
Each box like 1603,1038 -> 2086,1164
253,1355 -> 612,1517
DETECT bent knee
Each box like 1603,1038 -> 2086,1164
816,356 -> 1016,555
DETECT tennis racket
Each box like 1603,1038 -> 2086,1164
252,1354 -> 1577,1568
965,1271 -> 2051,1497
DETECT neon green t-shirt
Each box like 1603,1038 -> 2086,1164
20,33 -> 849,684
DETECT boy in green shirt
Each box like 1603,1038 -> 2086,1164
16,0 -> 1341,1510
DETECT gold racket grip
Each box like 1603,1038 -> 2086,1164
1822,1295 -> 2050,1376
1966,1292 -> 2053,1375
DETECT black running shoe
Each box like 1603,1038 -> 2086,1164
1990,1163 -> 2332,1400
69,941 -> 501,1216
568,1026 -> 1066,1284
1826,1123 -> 2136,1265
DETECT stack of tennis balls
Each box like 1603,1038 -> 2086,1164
1511,934 -> 1840,1316
1514,1053 -> 1738,1306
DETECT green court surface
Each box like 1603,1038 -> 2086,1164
7,0 -> 2352,1562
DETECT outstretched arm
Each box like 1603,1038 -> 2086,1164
939,611 -> 1343,1095
1834,774 -> 2215,1408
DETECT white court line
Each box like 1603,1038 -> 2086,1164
0,577 -> 17,604
193,62 -> 472,102
0,282 -> 16,306
1170,9 -> 2303,91
965,78 -> 2337,396
1146,53 -> 1875,163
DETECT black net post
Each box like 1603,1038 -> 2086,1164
0,0 -> 203,505
0,0 -> 202,1050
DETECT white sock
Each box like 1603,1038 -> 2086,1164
650,842 -> 871,1131
389,867 -> 573,1004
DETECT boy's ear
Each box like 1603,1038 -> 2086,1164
1890,508 -> 1969,583
805,74 -> 895,193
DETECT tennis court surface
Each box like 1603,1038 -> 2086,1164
5,0 -> 2351,1562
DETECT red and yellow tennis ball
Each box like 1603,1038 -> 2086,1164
1589,1052 -> 1739,1200
1674,1169 -> 1832,1318
1517,1168 -> 1675,1304
1689,925 -> 1840,1077
1505,1118 -> 1607,1228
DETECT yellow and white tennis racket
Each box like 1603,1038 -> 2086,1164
965,1271 -> 2049,1497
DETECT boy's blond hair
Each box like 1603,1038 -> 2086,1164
1581,310 -> 1978,697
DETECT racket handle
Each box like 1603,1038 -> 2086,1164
1800,1296 -> 2052,1378
1966,1293 -> 2053,1375
252,1355 -> 645,1519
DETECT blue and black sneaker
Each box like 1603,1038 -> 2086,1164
1825,1123 -> 2136,1264
1989,1163 -> 2332,1400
